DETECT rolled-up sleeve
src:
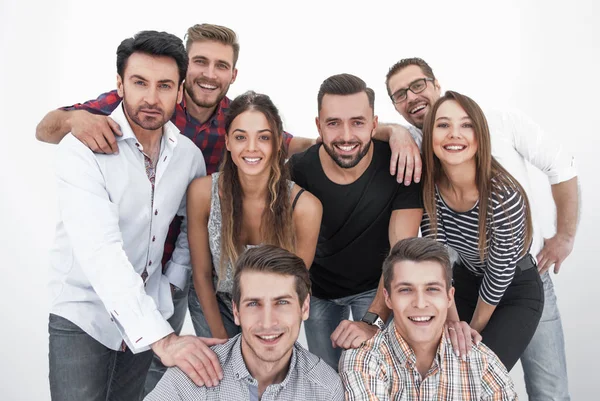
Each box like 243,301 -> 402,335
56,136 -> 173,353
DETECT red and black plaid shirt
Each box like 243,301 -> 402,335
62,90 -> 294,266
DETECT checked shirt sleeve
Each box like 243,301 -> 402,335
60,89 -> 122,115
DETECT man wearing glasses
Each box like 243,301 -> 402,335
337,57 -> 578,401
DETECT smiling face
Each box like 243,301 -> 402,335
225,109 -> 276,178
316,92 -> 377,169
431,99 -> 478,168
384,260 -> 454,351
387,65 -> 441,129
233,271 -> 310,365
117,52 -> 183,132
184,40 -> 237,109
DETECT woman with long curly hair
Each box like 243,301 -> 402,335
420,90 -> 544,371
186,91 -> 322,339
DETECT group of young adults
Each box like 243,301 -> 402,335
38,23 -> 579,401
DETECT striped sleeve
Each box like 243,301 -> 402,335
479,188 -> 527,305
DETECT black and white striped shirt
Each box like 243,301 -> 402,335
421,182 -> 528,305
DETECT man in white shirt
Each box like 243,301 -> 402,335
48,30 -> 223,401
348,58 -> 576,401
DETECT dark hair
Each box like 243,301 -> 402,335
232,245 -> 311,306
116,30 -> 188,85
317,73 -> 375,112
383,237 -> 452,292
385,57 -> 436,96
185,24 -> 240,67
421,91 -> 533,260
218,91 -> 294,283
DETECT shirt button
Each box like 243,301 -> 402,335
148,261 -> 152,266
152,235 -> 156,242
154,209 -> 158,215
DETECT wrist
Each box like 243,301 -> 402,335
361,312 -> 385,330
151,332 -> 174,352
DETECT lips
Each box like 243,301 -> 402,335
333,143 -> 359,153
242,156 -> 262,165
256,333 -> 283,344
197,81 -> 219,91
442,144 -> 466,152
408,316 -> 434,325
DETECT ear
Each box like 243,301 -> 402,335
433,79 -> 442,94
231,68 -> 238,85
116,74 -> 124,97
447,287 -> 455,309
301,295 -> 310,321
176,82 -> 184,104
371,115 -> 379,138
225,131 -> 230,151
233,301 -> 241,326
383,288 -> 393,310
315,117 -> 323,139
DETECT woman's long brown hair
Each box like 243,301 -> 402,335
218,91 -> 295,281
421,91 -> 533,260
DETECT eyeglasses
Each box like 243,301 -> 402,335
390,78 -> 434,104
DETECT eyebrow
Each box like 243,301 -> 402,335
324,116 -> 366,123
241,294 -> 294,303
394,281 -> 446,288
230,128 -> 273,134
130,75 -> 175,85
435,116 -> 471,121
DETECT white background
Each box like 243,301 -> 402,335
1,0 -> 598,399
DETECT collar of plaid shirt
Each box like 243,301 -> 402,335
388,323 -> 448,376
229,334 -> 299,389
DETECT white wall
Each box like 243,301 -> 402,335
1,0 -> 598,399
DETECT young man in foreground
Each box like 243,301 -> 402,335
340,237 -> 517,400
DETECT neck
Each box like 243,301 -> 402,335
241,340 -> 292,396
318,142 -> 374,185
412,337 -> 441,378
184,90 -> 218,124
237,169 -> 270,200
125,114 -> 162,156
438,159 -> 478,197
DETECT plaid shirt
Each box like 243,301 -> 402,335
339,324 -> 517,401
62,91 -> 293,265
144,334 -> 344,401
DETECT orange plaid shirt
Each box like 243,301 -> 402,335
340,324 -> 517,400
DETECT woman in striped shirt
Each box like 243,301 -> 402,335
420,90 -> 544,371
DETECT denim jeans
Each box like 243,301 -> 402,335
49,314 -> 153,401
304,288 -> 378,370
520,271 -> 570,400
188,289 -> 241,338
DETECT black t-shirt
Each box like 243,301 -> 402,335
289,140 -> 423,299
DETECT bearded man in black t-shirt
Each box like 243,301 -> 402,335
288,73 -> 423,370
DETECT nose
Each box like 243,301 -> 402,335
341,123 -> 352,142
405,89 -> 419,103
144,86 -> 159,106
202,63 -> 217,79
412,290 -> 428,309
259,304 -> 277,329
247,135 -> 258,151
448,124 -> 462,139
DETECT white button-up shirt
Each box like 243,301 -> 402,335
49,103 -> 206,353
409,108 -> 577,255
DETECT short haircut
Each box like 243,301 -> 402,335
185,23 -> 240,67
317,73 -> 375,112
385,57 -> 436,96
116,30 -> 188,85
382,237 -> 452,292
232,245 -> 311,306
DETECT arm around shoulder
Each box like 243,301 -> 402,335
292,187 -> 322,269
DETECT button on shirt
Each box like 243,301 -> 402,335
49,103 -> 206,353
409,109 -> 577,256
340,324 -> 517,400
145,334 -> 344,401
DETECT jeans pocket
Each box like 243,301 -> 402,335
48,314 -> 86,335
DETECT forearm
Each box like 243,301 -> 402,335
36,109 -> 74,143
470,297 -> 496,333
288,136 -> 316,156
367,277 -> 392,321
373,123 -> 397,142
552,177 -> 579,238
193,273 -> 228,338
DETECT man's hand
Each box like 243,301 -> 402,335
536,233 -> 575,274
69,110 -> 123,154
151,333 -> 227,387
445,320 -> 481,360
388,126 -> 421,185
330,320 -> 378,349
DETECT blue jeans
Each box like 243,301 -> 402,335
49,314 -> 153,401
189,289 -> 241,338
304,288 -> 378,370
520,271 -> 570,400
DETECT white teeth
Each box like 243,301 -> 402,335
243,157 -> 261,163
410,104 -> 426,114
336,144 -> 357,151
199,83 -> 217,89
259,335 -> 280,340
444,145 -> 465,150
409,316 -> 433,322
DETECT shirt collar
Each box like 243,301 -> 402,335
110,102 -> 180,149
230,334 -> 299,389
181,95 -> 230,127
388,323 -> 446,371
